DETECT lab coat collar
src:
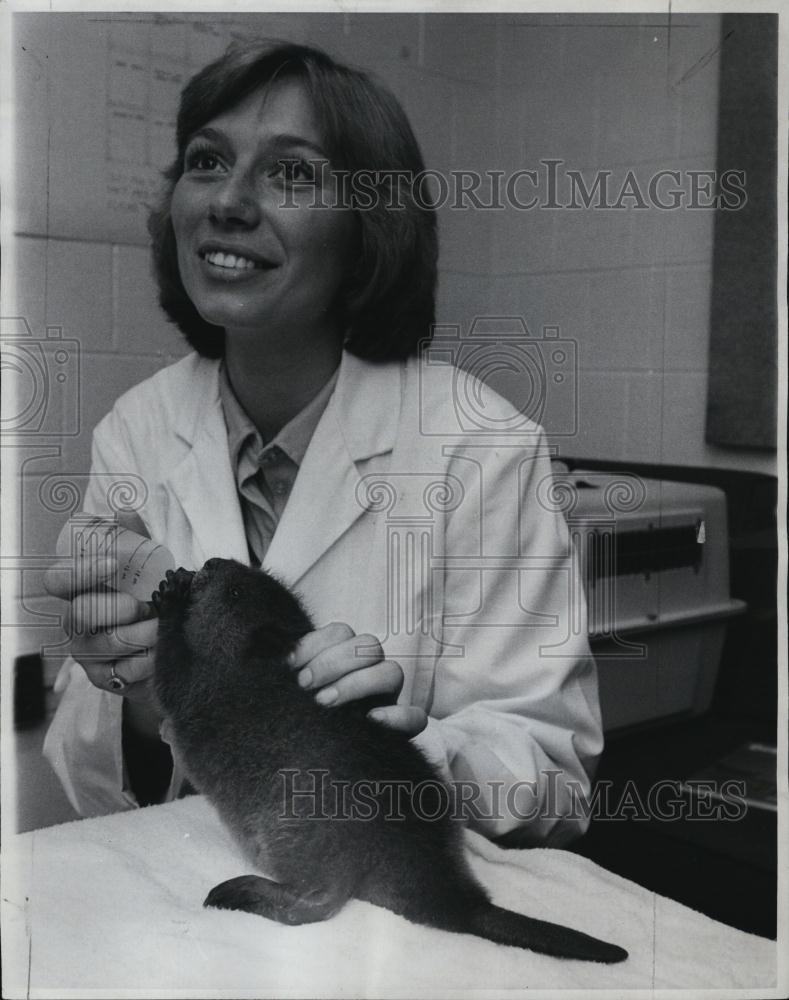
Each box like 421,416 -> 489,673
324,349 -> 402,461
165,350 -> 403,581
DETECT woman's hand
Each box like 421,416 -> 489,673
289,622 -> 428,738
43,517 -> 162,738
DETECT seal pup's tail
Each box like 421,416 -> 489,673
462,900 -> 628,963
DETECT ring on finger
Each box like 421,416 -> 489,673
107,664 -> 128,693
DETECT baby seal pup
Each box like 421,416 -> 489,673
152,558 -> 627,963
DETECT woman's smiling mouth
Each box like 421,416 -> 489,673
196,247 -> 280,283
203,250 -> 260,271
200,249 -> 272,271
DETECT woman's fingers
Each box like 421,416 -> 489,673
66,590 -> 155,634
80,653 -> 156,694
368,705 -> 428,737
71,618 -> 159,674
44,555 -> 118,600
46,538 -> 160,697
288,621 -> 357,669
45,511 -> 149,600
298,636 -> 391,692
289,622 -> 408,716
309,659 -> 404,708
292,629 -> 385,686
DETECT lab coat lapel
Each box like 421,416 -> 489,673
262,407 -> 360,585
166,383 -> 249,568
263,354 -> 402,586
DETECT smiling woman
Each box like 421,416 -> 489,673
148,41 -> 437,363
43,40 -> 604,849
170,81 -> 356,410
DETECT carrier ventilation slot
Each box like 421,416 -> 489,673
586,523 -> 702,581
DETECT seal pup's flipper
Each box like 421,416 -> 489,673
205,875 -> 349,925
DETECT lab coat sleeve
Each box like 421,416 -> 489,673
411,432 -> 603,846
42,409 -> 187,817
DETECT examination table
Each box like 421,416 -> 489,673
3,794 -> 776,995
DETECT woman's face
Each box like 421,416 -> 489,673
171,79 -> 355,342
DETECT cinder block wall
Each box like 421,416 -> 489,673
8,12 -> 775,676
484,13 -> 769,469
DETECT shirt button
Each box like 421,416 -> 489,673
273,481 -> 288,496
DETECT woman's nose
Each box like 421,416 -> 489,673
208,172 -> 261,228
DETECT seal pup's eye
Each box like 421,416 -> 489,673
230,586 -> 241,599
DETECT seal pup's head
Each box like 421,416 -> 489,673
185,558 -> 312,666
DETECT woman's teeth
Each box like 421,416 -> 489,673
203,250 -> 260,270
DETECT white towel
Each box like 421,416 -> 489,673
2,795 -> 777,996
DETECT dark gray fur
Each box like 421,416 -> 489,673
152,558 -> 627,963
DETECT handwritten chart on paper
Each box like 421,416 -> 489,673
16,12 -> 347,246
103,17 -> 261,234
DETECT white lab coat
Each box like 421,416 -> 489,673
44,349 -> 603,844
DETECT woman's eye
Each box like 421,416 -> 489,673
184,144 -> 224,173
271,158 -> 317,185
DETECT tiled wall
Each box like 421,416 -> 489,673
7,12 -> 776,674
481,13 -> 776,473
